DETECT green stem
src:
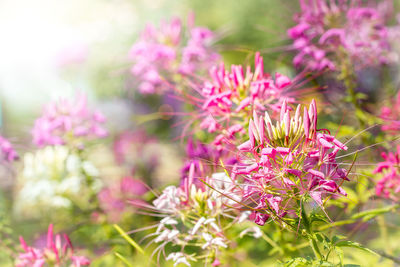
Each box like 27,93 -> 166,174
300,201 -> 323,261
310,238 -> 323,261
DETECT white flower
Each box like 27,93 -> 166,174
203,218 -> 220,232
156,216 -> 179,234
238,211 -> 251,223
15,145 -> 101,216
191,217 -> 206,235
201,233 -> 227,249
153,186 -> 183,211
82,161 -> 100,176
154,229 -> 180,243
210,172 -> 241,206
166,252 -> 191,267
239,226 -> 263,239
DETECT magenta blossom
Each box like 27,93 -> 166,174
235,99 -> 349,226
16,224 -> 90,267
288,0 -> 394,71
380,92 -> 400,133
373,145 -> 400,200
0,135 -> 18,162
32,93 -> 108,147
195,52 -> 297,150
129,16 -> 220,94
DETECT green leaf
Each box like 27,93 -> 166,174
335,240 -> 378,256
309,213 -> 329,225
115,252 -> 134,267
113,224 -> 145,254
351,205 -> 398,222
332,235 -> 346,244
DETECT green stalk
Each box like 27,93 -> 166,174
300,201 -> 323,261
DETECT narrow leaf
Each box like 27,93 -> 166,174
113,224 -> 144,254
335,240 -> 378,256
115,252 -> 134,267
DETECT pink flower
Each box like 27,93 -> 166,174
373,145 -> 400,200
380,92 -> 400,133
32,93 -> 108,147
288,0 -> 395,71
129,16 -> 220,94
197,52 -> 297,149
235,99 -> 348,225
0,135 -> 18,162
16,224 -> 90,267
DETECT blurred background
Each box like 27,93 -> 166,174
0,0 -> 293,135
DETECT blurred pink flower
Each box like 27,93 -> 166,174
0,135 -> 18,162
32,93 -> 108,147
16,224 -> 90,267
374,145 -> 400,200
289,0 -> 395,71
380,93 -> 400,133
129,16 -> 220,94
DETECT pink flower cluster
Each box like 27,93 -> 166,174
98,176 -> 148,222
374,145 -> 400,200
32,93 -> 108,147
0,135 -> 18,162
235,100 -> 349,226
380,92 -> 400,133
288,0 -> 393,71
199,52 -> 295,149
16,224 -> 90,267
129,17 -> 220,94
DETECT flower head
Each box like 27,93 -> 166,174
15,146 -> 102,217
129,17 -> 219,94
196,52 -> 297,149
379,92 -> 400,133
32,93 -> 107,148
138,166 -> 242,266
235,99 -> 349,225
373,145 -> 400,200
0,135 -> 18,162
16,224 -> 90,267
289,0 -> 394,71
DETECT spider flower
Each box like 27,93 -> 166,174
15,146 -> 102,217
288,0 -> 394,72
138,165 -> 242,266
129,17 -> 219,94
197,52 -> 296,149
16,224 -> 90,267
32,93 -> 108,148
380,92 -> 400,133
373,145 -> 400,200
0,135 -> 18,162
235,99 -> 349,226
